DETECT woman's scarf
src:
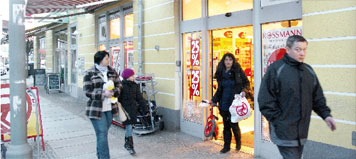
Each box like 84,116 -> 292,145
95,64 -> 108,73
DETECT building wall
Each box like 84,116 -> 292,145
45,30 -> 54,73
302,0 -> 356,151
76,14 -> 96,90
33,36 -> 39,69
133,0 -> 180,130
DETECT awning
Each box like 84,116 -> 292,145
26,0 -> 118,15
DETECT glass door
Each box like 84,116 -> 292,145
210,26 -> 255,153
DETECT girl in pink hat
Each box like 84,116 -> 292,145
118,68 -> 148,155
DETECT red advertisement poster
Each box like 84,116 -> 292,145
262,27 -> 302,74
190,39 -> 200,67
190,69 -> 200,97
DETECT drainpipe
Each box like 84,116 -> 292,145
7,0 -> 33,158
137,0 -> 143,76
253,0 -> 262,157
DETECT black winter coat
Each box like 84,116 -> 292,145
118,79 -> 148,125
212,63 -> 250,106
258,54 -> 331,141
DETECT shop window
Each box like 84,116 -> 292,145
208,0 -> 253,16
125,14 -> 133,37
99,44 -> 106,51
99,17 -> 107,42
39,38 -> 45,49
110,46 -> 121,73
182,32 -> 203,124
211,26 -> 255,150
261,19 -> 302,141
182,0 -> 202,21
124,41 -> 134,69
39,37 -> 46,69
70,27 -> 77,45
110,17 -> 121,39
261,0 -> 298,7
70,50 -> 77,84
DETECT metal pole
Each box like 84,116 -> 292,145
253,0 -> 262,157
137,0 -> 143,76
6,0 -> 33,158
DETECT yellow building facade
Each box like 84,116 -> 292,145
302,0 -> 356,151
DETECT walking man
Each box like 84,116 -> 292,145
258,35 -> 336,159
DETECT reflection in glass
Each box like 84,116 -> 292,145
125,14 -> 134,37
182,0 -> 201,21
110,17 -> 121,39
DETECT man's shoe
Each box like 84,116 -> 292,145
220,147 -> 230,154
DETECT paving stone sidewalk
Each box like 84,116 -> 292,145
1,76 -> 254,159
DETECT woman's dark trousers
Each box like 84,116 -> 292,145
220,110 -> 241,150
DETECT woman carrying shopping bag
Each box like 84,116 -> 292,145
211,53 -> 250,153
118,68 -> 148,155
83,51 -> 122,159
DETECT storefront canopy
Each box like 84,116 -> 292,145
25,0 -> 118,15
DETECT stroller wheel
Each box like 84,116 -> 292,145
159,121 -> 164,131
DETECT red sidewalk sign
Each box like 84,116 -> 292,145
0,85 -> 45,151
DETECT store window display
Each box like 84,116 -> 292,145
182,32 -> 203,124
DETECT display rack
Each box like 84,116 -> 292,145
133,74 -> 164,135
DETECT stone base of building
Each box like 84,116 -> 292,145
157,107 -> 180,131
304,140 -> 356,158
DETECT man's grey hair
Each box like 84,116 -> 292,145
286,35 -> 308,48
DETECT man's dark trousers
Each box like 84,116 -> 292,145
277,145 -> 304,159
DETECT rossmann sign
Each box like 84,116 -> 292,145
262,27 -> 302,40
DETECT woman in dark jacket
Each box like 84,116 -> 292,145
83,51 -> 121,159
211,53 -> 250,153
118,68 -> 148,155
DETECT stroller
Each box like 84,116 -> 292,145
133,100 -> 164,135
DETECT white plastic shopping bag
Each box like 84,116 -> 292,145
229,94 -> 252,123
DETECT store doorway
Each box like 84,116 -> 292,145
210,26 -> 254,153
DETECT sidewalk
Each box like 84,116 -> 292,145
30,87 -> 254,159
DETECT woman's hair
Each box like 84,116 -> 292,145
214,53 -> 239,81
94,51 -> 110,65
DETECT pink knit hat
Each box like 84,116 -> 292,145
121,68 -> 135,79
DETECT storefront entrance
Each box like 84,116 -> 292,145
210,26 -> 255,153
180,0 -> 302,157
